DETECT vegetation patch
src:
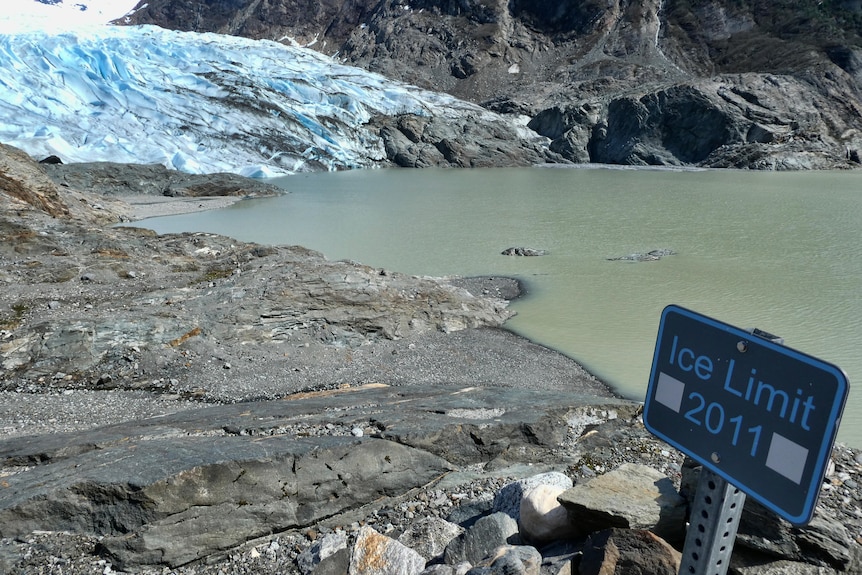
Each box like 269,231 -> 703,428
192,267 -> 234,285
168,327 -> 203,347
92,247 -> 131,258
0,302 -> 30,330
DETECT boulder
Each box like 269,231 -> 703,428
443,512 -> 520,566
557,463 -> 687,543
579,528 -> 682,575
519,484 -> 578,544
467,544 -> 543,575
493,472 -> 573,521
420,564 -> 472,575
350,525 -> 426,575
731,559 -> 844,575
607,249 -> 676,262
681,459 -> 857,570
446,496 -> 495,530
737,504 -> 855,571
297,532 -> 349,575
399,517 -> 464,562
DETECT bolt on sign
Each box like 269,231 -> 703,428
644,305 -> 849,525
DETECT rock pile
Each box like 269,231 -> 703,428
1,384 -> 860,574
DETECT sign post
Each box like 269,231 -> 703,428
678,468 -> 746,575
643,305 -> 849,573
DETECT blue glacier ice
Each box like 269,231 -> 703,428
0,25 -> 505,176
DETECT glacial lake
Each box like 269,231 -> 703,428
140,166 -> 861,447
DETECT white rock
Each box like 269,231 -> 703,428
519,484 -> 578,543
492,471 -> 573,521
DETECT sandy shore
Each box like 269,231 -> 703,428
116,194 -> 247,220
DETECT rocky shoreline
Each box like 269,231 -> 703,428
1,143 -> 861,574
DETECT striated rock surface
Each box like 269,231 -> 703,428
0,383 -> 636,568
371,112 -> 556,169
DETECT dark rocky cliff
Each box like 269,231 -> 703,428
123,0 -> 862,169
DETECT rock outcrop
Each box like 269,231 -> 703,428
0,381 -> 635,568
607,248 -> 676,262
42,161 -> 285,199
124,0 -> 862,170
501,247 -> 548,257
371,111 -> 556,168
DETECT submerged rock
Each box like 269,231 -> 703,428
607,248 -> 676,262
501,247 -> 548,257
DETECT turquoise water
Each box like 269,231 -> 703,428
139,166 -> 862,446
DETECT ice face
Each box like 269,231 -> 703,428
0,25 -> 484,176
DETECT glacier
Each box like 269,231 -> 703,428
0,24 -> 519,177
1,0 -> 141,33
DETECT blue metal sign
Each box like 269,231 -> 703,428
644,305 -> 849,525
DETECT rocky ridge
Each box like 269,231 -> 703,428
123,0 -> 862,170
1,144 -> 862,573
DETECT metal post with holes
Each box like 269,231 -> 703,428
677,327 -> 782,575
678,468 -> 746,575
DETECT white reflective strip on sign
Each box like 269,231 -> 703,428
765,432 -> 809,484
655,371 -> 686,413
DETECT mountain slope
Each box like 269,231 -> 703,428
123,0 -> 862,169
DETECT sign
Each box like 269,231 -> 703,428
644,305 -> 849,525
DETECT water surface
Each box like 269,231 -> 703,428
140,166 -> 861,446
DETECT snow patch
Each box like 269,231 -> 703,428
0,0 -> 140,32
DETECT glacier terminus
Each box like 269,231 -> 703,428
0,24 -> 545,177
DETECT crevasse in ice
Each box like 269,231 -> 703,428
0,25 -> 484,177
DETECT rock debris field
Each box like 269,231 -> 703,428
0,143 -> 861,574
